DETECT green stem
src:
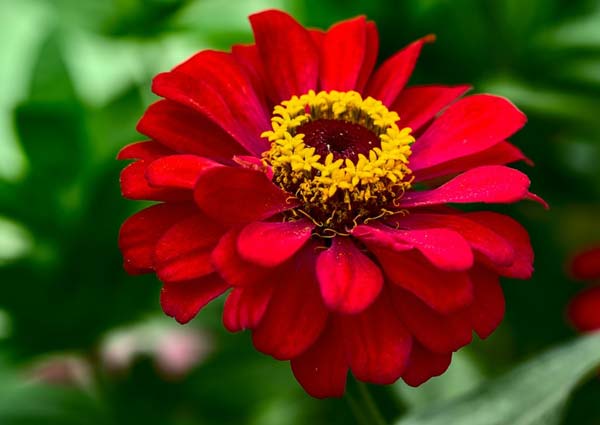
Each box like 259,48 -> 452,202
345,379 -> 388,425
345,392 -> 371,425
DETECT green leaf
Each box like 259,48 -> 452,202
60,30 -> 146,107
396,332 -> 600,425
540,6 -> 600,49
0,0 -> 53,181
480,77 -> 600,126
61,31 -> 207,107
0,217 -> 33,265
527,400 -> 566,425
0,310 -> 12,340
559,59 -> 600,86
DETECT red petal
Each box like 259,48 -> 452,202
152,73 -> 230,144
396,228 -> 474,272
194,166 -> 298,226
367,223 -> 473,271
154,214 -> 224,283
526,192 -> 549,209
414,140 -> 532,182
212,228 -> 273,287
400,165 -> 536,208
252,246 -> 328,360
117,141 -> 173,160
410,95 -> 526,171
160,274 -> 229,324
249,10 -> 318,102
570,246 -> 600,281
465,212 -> 534,279
231,44 -> 271,103
237,220 -> 313,267
396,213 -> 515,267
567,286 -> 600,332
320,16 -> 367,91
137,100 -> 247,159
120,160 -> 191,201
469,266 -> 505,338
119,203 -> 196,274
145,155 -> 219,190
152,51 -> 269,156
391,287 -> 473,353
365,35 -> 434,106
291,321 -> 348,398
392,84 -> 470,132
316,237 -> 383,314
351,224 -> 413,252
223,283 -> 275,332
375,249 -> 473,314
355,21 -> 379,92
402,342 -> 452,387
339,296 -> 412,384
309,29 -> 325,47
172,49 -> 270,149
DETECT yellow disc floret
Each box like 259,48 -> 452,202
262,90 -> 414,234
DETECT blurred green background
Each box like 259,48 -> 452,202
0,0 -> 599,424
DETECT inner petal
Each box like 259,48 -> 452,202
297,119 -> 379,161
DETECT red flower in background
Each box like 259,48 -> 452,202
566,246 -> 600,332
118,9 -> 545,397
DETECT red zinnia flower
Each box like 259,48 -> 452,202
566,246 -> 600,332
118,10 -> 545,397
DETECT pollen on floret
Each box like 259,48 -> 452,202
262,90 -> 415,234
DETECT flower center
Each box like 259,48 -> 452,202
262,90 -> 414,235
296,119 -> 379,162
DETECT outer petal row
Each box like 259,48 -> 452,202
365,35 -> 435,106
388,211 -> 534,279
137,100 -> 247,159
252,246 -> 329,360
400,165 -> 543,208
409,94 -> 527,172
249,10 -> 319,102
392,84 -> 470,133
319,16 -> 375,92
119,203 -> 196,274
194,166 -> 298,226
152,50 -> 270,156
289,264 -> 504,397
161,275 -> 229,324
154,213 -> 224,283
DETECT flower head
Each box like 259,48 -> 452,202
118,10 -> 544,397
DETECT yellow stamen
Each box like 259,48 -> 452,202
262,90 -> 414,233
